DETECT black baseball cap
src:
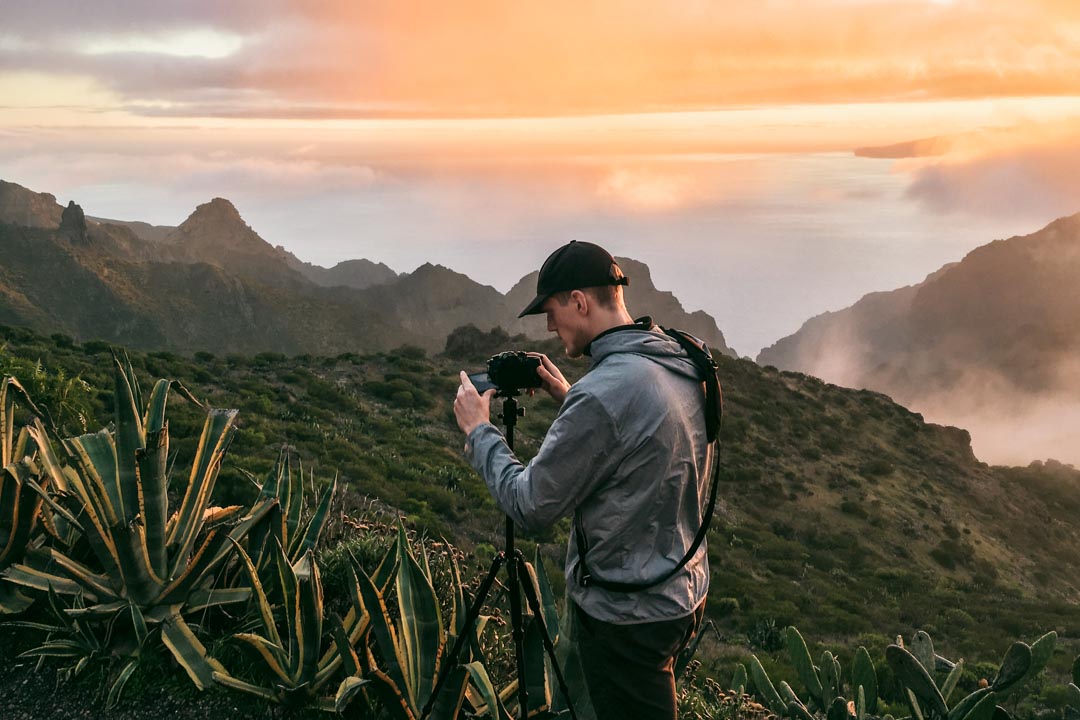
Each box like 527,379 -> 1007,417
518,240 -> 629,318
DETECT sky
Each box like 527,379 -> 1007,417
3,0 -> 1080,364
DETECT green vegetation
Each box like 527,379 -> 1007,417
2,323 -> 1080,718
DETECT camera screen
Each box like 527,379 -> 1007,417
468,371 -> 497,395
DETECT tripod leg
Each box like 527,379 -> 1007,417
514,554 -> 580,720
421,552 -> 507,720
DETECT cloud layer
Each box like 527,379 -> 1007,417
4,1 -> 1080,118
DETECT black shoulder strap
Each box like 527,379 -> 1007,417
662,328 -> 723,443
575,327 -> 722,593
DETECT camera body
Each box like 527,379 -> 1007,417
469,351 -> 542,396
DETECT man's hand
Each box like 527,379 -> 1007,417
455,371 -> 495,436
529,353 -> 571,404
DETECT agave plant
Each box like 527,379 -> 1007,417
745,627 -> 1056,720
0,376 -> 55,613
240,447 -> 338,594
356,524 -> 504,720
1,355 -> 270,688
214,538 -> 389,711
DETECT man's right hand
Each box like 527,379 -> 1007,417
529,353 -> 571,404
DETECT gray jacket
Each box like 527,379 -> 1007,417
465,325 -> 711,624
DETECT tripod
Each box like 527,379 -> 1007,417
421,394 -> 579,720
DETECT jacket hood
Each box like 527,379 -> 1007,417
588,324 -> 702,381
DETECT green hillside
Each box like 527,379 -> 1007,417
3,321 -> 1078,670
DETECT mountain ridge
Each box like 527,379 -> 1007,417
757,211 -> 1080,464
0,179 -> 735,357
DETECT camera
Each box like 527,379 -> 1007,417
469,351 -> 542,396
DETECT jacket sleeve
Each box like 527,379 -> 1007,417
465,389 -> 622,533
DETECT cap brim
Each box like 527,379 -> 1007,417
517,293 -> 548,318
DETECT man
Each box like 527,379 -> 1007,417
454,240 -> 711,719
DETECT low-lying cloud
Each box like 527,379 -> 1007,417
904,122 -> 1080,223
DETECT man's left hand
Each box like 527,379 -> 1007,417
455,370 -> 495,437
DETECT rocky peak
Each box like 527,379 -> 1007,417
178,198 -> 247,234
167,197 -> 267,256
59,201 -> 89,244
0,180 -> 63,228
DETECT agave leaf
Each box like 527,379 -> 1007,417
289,477 -> 337,559
234,633 -> 295,687
156,529 -> 232,604
2,563 -> 90,598
66,599 -> 129,620
129,602 -> 148,648
284,458 -> 302,548
186,587 -> 252,613
167,408 -> 238,578
330,612 -> 360,677
295,551 -> 324,684
64,430 -> 121,527
395,525 -> 444,711
161,610 -> 228,691
111,356 -> 144,527
112,519 -> 163,605
532,549 -> 560,647
19,640 -> 89,658
0,463 -> 44,568
22,476 -> 81,530
228,538 -> 282,650
355,562 -> 411,710
213,670 -> 278,701
465,661 -> 512,720
367,667 -> 419,720
107,658 -> 139,708
138,425 -> 169,578
27,418 -> 68,492
1,377 -> 46,464
335,676 -> 372,713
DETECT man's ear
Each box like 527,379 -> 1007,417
570,289 -> 589,315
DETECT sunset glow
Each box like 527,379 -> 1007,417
2,0 -> 1080,361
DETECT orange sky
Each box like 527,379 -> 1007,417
1,0 -> 1079,148
3,0 -> 1080,363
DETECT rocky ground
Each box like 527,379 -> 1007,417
0,627 -> 306,720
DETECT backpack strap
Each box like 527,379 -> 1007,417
575,327 -> 722,593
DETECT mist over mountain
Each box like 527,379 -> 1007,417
0,179 -> 734,357
758,213 -> 1080,464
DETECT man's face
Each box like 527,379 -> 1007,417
541,294 -> 588,359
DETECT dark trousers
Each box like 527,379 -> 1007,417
575,601 -> 706,720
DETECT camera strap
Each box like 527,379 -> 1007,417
575,327 -> 722,593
